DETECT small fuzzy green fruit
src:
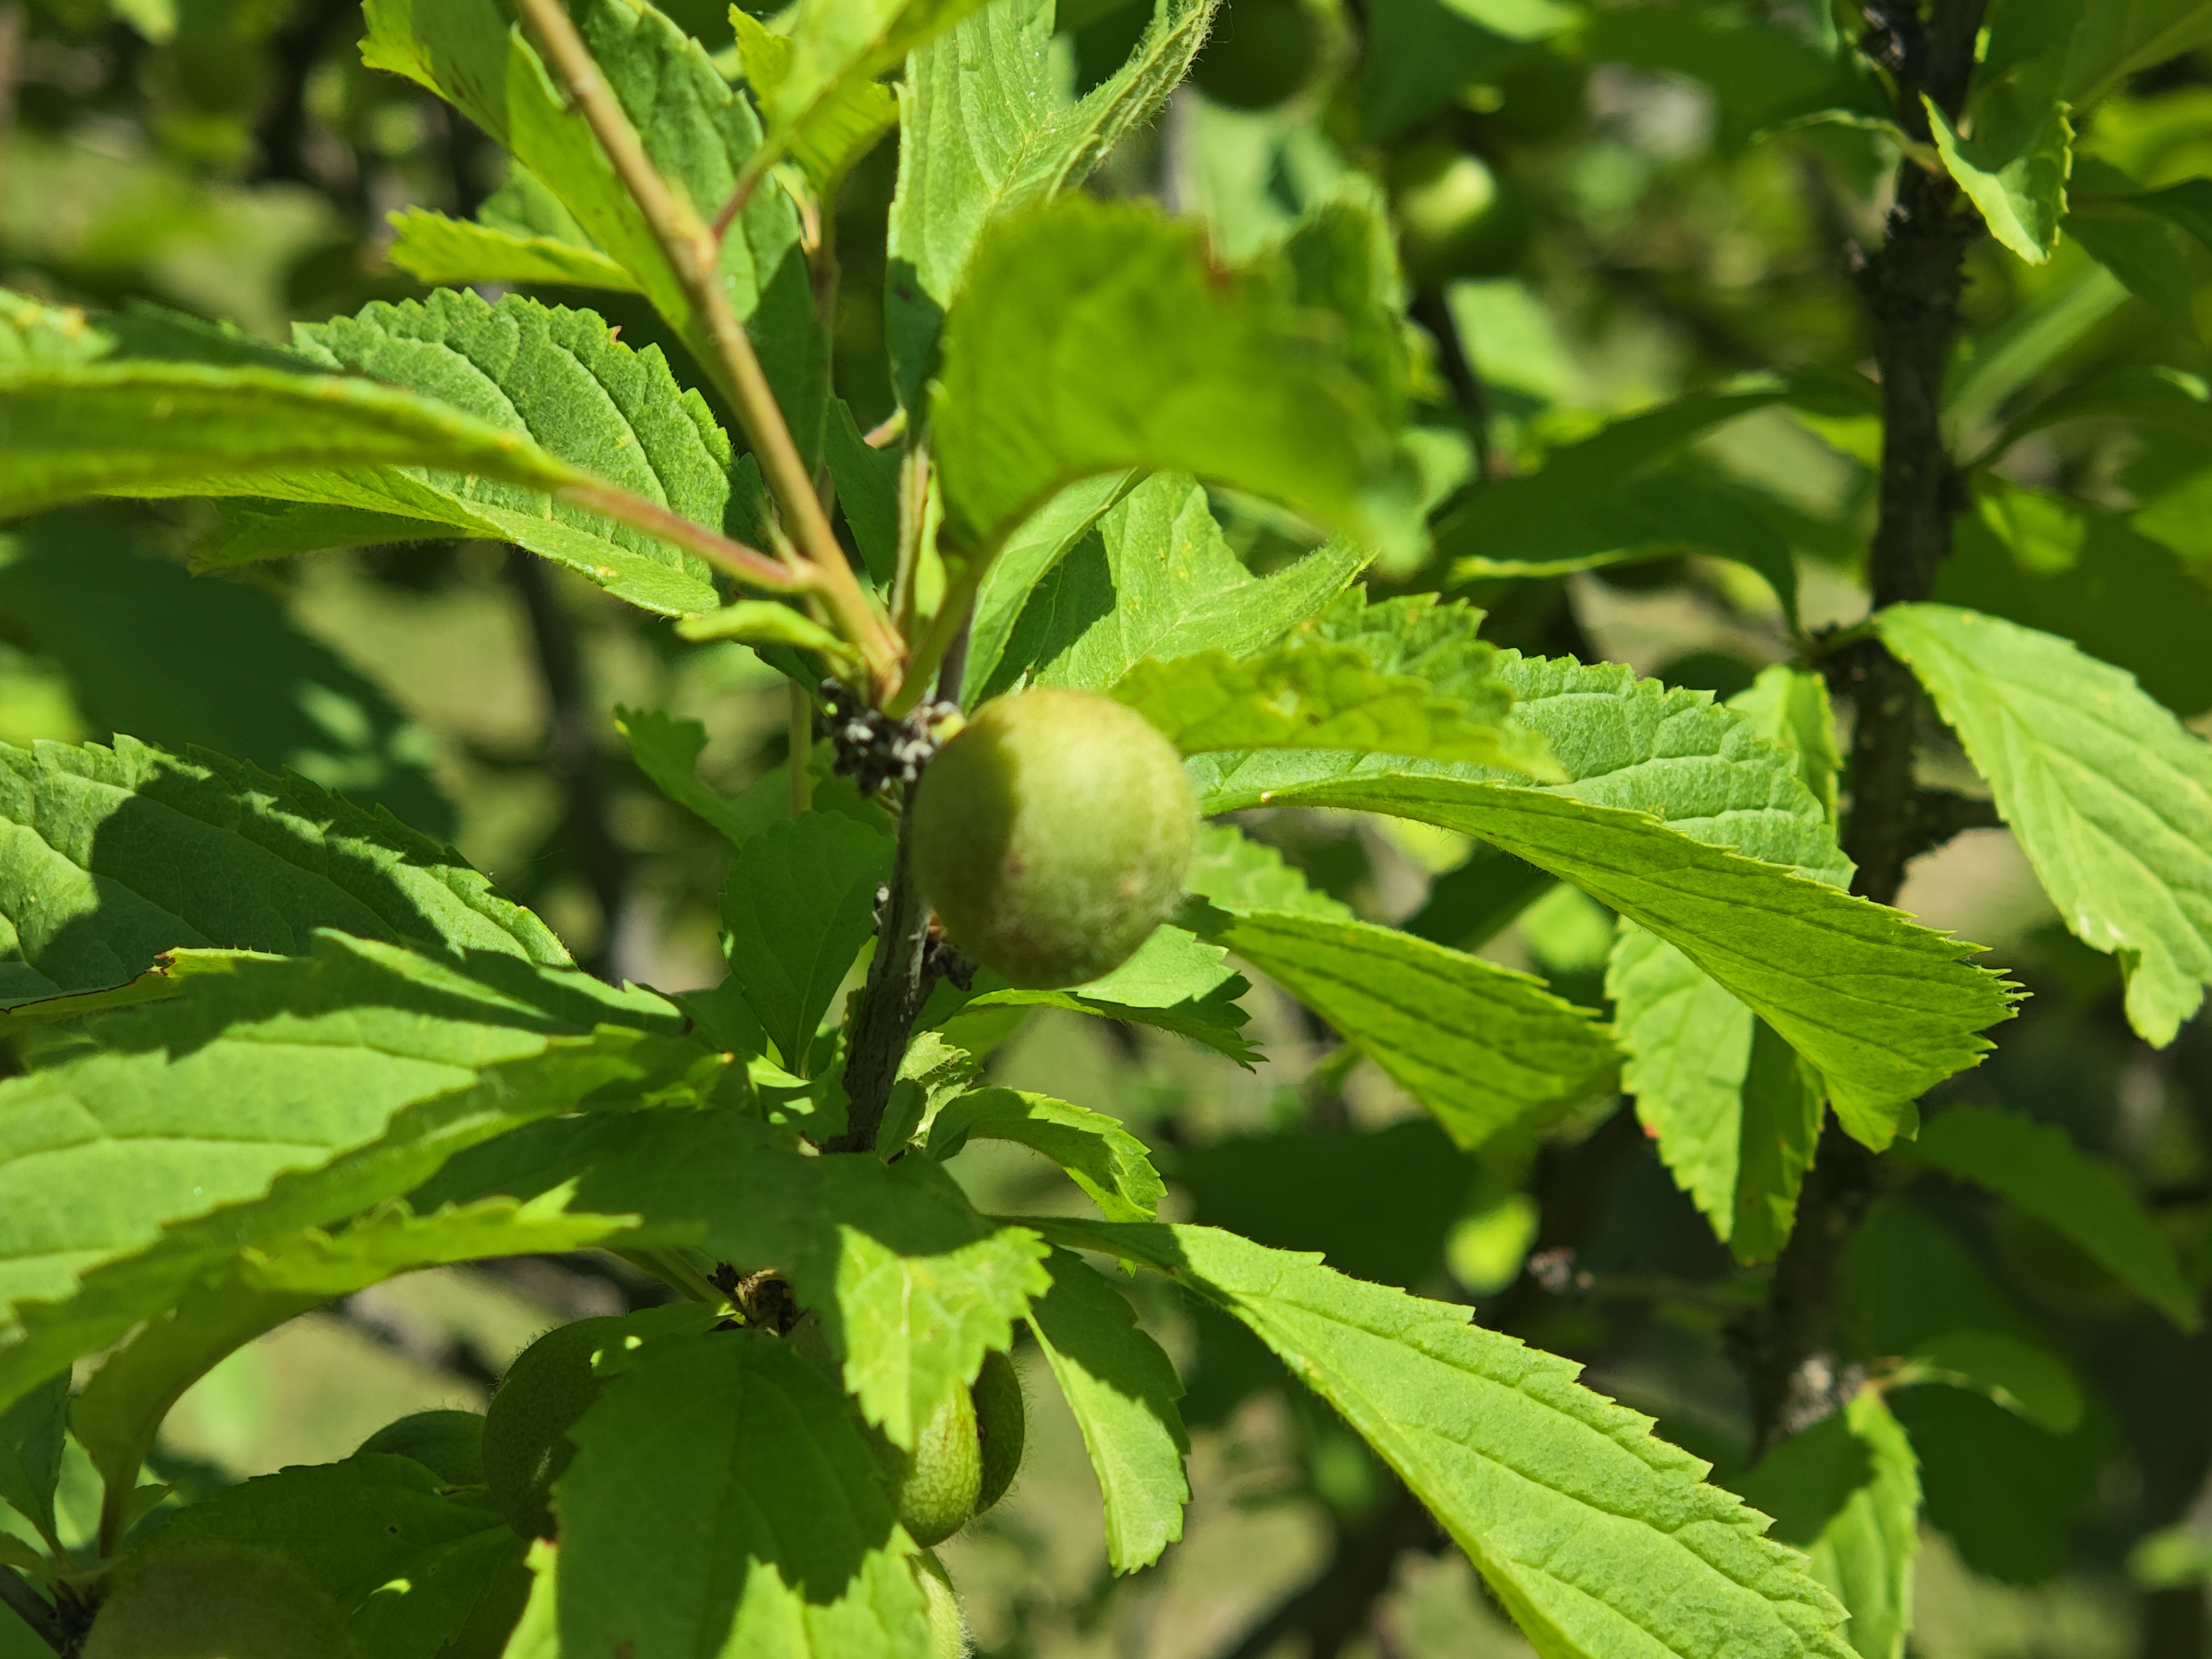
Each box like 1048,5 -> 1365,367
356,1409 -> 486,1487
915,1549 -> 970,1658
911,689 -> 1196,990
484,1317 -> 622,1539
883,1384 -> 982,1547
1390,142 -> 1534,284
83,1546 -> 351,1659
971,1349 -> 1025,1516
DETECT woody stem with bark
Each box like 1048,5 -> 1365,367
1749,0 -> 1987,1454
511,0 -> 902,697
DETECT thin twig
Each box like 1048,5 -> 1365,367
510,0 -> 902,697
886,555 -> 986,720
559,481 -> 805,594
0,1568 -> 63,1656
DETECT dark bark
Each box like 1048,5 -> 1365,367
507,552 -> 631,979
1409,288 -> 1500,481
1749,0 -> 1988,1454
0,1568 -> 64,1656
826,827 -> 935,1154
251,0 -> 354,191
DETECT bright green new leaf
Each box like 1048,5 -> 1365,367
1876,603 -> 2212,1045
721,811 -> 895,1072
933,196 -> 1419,563
953,936 -> 1262,1066
974,472 -> 1368,704
1733,1392 -> 1920,1659
139,1452 -> 522,1647
1114,640 -> 1555,774
1729,664 -> 1841,827
872,1030 -> 980,1155
1895,1328 -> 2085,1436
1910,1104 -> 2198,1330
1030,1219 -> 1855,1659
71,1194 -> 648,1506
1607,924 -> 1824,1263
384,205 -> 641,292
964,472 -> 1134,699
0,1373 -> 66,1552
930,1088 -> 1166,1221
1025,1249 -> 1191,1574
557,1330 -> 934,1658
729,9 -> 898,194
676,600 -> 859,666
0,735 -> 565,1014
1925,95 -> 2073,265
747,2 -> 986,183
0,934 -> 719,1418
888,0 -> 1218,403
615,706 -> 750,847
361,0 -> 823,444
0,291 -> 115,366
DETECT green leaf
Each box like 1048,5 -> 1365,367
0,935 -> 719,1418
420,1111 -> 1050,1454
352,1523 -> 534,1657
1925,95 -> 2073,265
385,205 -> 642,292
0,735 -> 565,1014
974,472 -> 1368,705
556,1329 -> 933,1658
721,812 -> 896,1071
0,514 -> 453,837
729,12 -> 896,196
930,1088 -> 1165,1221
1729,665 -> 1841,827
71,1194 -> 647,1506
873,1029 -> 980,1155
951,927 -> 1262,1066
615,705 -> 750,846
676,600 -> 859,666
1184,835 -> 1619,1147
1113,609 -> 1558,775
888,0 -> 1218,405
1443,471 -> 1802,627
1875,603 -> 2212,1045
1894,1329 -> 2085,1435
1200,774 -> 2007,1148
2048,0 -> 2212,107
1607,924 -> 1824,1263
962,474 -> 1133,701
1028,1219 -> 1855,1659
1908,1104 -> 2198,1330
361,0 -> 822,444
1947,265 -> 2129,439
1361,0 -> 1526,144
2065,208 -> 2197,322
822,397 -> 902,586
1185,821 -> 1356,922
932,196 -> 1418,563
1025,1249 -> 1190,1574
0,1373 -> 66,1551
1937,483 -> 2212,718
140,1452 -> 526,1650
0,291 -> 115,366
2129,176 -> 2212,252
1733,1393 -> 1920,1659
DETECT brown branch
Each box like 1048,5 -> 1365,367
1751,0 -> 1989,1455
0,1568 -> 65,1655
510,0 -> 902,697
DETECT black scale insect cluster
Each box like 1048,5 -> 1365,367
820,680 -> 959,798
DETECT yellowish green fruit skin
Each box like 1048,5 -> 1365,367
972,1348 -> 1025,1516
356,1408 -> 486,1488
885,1383 -> 982,1547
83,1546 -> 351,1659
911,690 -> 1197,990
915,1549 -> 970,1658
483,1317 -> 621,1540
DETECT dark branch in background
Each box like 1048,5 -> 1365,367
1751,0 -> 1988,1456
0,4 -> 24,230
509,551 -> 632,980
0,1567 -> 65,1656
1409,288 -> 1501,481
251,0 -> 353,194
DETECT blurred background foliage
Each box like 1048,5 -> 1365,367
2,1 -> 2210,1655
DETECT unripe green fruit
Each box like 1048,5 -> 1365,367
1390,142 -> 1534,285
356,1409 -> 486,1487
883,1384 -> 982,1547
83,1546 -> 351,1659
915,1549 -> 969,1658
1192,0 -> 1318,110
971,1349 -> 1025,1517
484,1317 -> 622,1539
911,690 -> 1196,990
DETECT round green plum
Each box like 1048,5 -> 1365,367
881,1384 -> 982,1547
911,689 -> 1196,990
83,1547 -> 351,1659
971,1348 -> 1025,1517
